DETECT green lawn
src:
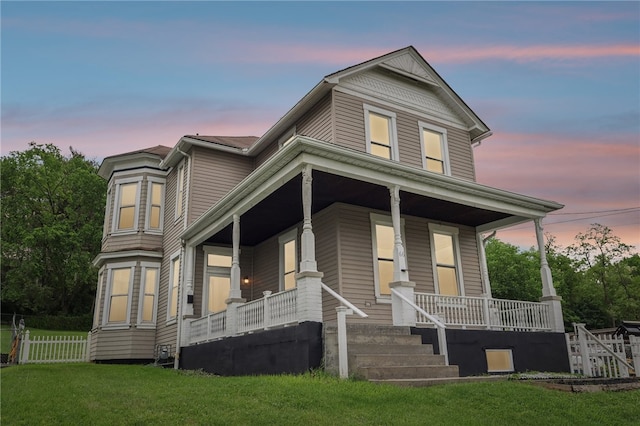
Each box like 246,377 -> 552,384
1,364 -> 639,425
0,326 -> 88,353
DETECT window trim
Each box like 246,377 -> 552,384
102,184 -> 113,240
102,261 -> 136,329
419,121 -> 450,175
174,163 -> 185,222
428,223 -> 465,296
111,177 -> 142,235
364,104 -> 399,161
202,246 -> 233,314
137,261 -> 161,328
167,251 -> 181,324
370,213 -> 406,302
485,349 -> 515,373
278,228 -> 298,291
93,267 -> 105,329
144,177 -> 166,234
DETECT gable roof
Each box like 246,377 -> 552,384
162,46 -> 492,165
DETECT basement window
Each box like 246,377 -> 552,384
485,349 -> 514,373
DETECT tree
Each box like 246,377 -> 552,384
566,223 -> 636,326
484,238 -> 541,302
1,143 -> 106,316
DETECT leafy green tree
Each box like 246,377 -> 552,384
484,238 -> 541,302
1,143 -> 106,316
566,223 -> 635,326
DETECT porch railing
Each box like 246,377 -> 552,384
414,293 -> 551,331
237,289 -> 298,333
189,311 -> 227,344
188,288 -> 298,344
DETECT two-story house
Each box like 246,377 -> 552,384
91,47 -> 570,381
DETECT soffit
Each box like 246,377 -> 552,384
205,170 -> 510,246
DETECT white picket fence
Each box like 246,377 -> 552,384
20,330 -> 91,364
566,323 -> 638,378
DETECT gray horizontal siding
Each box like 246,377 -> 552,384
91,328 -> 156,360
298,93 -> 333,143
333,91 -> 476,181
189,147 -> 254,223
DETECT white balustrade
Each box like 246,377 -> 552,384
189,288 -> 298,344
414,292 -> 551,331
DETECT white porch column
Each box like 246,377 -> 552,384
535,219 -> 564,332
226,214 -> 246,336
229,214 -> 243,301
477,232 -> 494,298
182,243 -> 195,316
300,165 -> 317,273
388,186 -> 416,327
296,165 -> 323,323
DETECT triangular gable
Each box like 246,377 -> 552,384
325,46 -> 490,139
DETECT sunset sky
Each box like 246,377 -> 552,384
2,1 -> 639,252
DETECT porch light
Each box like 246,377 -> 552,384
243,276 -> 250,286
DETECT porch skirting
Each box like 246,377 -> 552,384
180,322 -> 323,375
410,328 -> 570,377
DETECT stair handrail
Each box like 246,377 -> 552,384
391,288 -> 448,365
321,283 -> 368,318
574,323 -> 633,371
390,288 -> 445,329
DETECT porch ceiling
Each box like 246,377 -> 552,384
205,170 -> 511,246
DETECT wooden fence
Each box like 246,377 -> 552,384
20,330 -> 91,364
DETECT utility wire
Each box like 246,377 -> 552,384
548,207 -> 639,216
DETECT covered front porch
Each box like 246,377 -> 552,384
177,136 -> 565,372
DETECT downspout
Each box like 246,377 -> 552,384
174,146 -> 191,369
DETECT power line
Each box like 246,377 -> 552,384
549,207 -> 640,216
499,209 -> 639,233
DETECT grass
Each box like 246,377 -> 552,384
0,326 -> 88,353
1,364 -> 639,425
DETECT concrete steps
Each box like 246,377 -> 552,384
341,324 -> 460,384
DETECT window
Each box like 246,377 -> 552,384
364,104 -> 398,161
371,216 -> 393,297
175,164 -> 185,220
429,224 -> 464,296
485,349 -> 514,373
167,253 -> 181,321
203,247 -> 232,314
370,214 -> 405,299
279,229 -> 297,291
112,179 -> 141,232
145,179 -> 165,232
103,262 -> 135,327
419,122 -> 450,175
138,262 -> 160,327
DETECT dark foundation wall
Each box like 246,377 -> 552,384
180,322 -> 323,376
411,328 -> 570,377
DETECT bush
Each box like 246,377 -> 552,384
2,314 -> 92,331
